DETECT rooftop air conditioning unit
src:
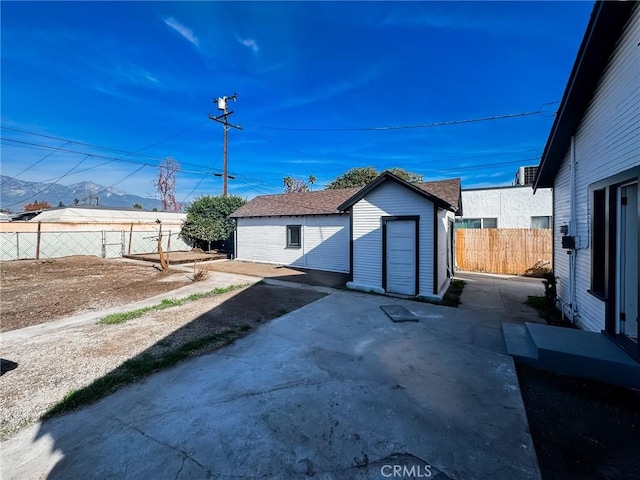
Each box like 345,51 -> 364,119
515,166 -> 538,186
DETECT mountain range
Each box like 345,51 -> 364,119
0,176 -> 162,212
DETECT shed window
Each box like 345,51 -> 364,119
286,225 -> 301,248
531,216 -> 552,229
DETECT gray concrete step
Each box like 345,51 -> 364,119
502,322 -> 640,390
502,323 -> 538,363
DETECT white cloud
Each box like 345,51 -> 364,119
237,37 -> 259,53
163,17 -> 199,48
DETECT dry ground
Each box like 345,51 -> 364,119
202,260 -> 349,288
0,282 -> 326,440
518,365 -> 640,480
0,256 -> 190,332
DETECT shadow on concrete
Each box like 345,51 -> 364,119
204,261 -> 350,289
269,265 -> 349,288
12,283 -> 326,478
1,358 -> 18,376
3,286 -> 543,480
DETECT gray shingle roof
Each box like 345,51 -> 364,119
415,179 -> 462,212
230,176 -> 462,218
229,188 -> 360,217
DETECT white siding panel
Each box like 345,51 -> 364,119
351,182 -> 435,297
553,6 -> 639,332
236,215 -> 349,273
296,216 -> 350,272
437,209 -> 449,295
553,164 -> 571,313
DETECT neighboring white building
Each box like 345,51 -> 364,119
535,2 -> 639,356
230,172 -> 462,299
0,205 -> 190,261
457,185 -> 552,229
29,206 -> 186,224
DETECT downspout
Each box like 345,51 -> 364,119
568,136 -> 578,322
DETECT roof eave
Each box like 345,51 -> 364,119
534,1 -> 635,191
338,172 -> 455,212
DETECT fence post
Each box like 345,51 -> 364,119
127,223 -> 134,255
121,231 -> 126,257
16,232 -> 20,260
166,230 -> 171,268
101,231 -> 106,258
35,222 -> 42,260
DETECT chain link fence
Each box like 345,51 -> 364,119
0,228 -> 190,261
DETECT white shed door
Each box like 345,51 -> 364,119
386,220 -> 416,295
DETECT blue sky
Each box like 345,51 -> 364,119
1,1 -> 593,205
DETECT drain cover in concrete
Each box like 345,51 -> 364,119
380,305 -> 418,323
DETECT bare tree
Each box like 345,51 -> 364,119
154,157 -> 181,212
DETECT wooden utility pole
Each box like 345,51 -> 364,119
209,94 -> 243,196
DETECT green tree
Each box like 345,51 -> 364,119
325,166 -> 423,189
132,203 -> 143,209
386,168 -> 423,183
180,195 -> 246,247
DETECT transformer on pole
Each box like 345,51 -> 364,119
209,94 -> 243,197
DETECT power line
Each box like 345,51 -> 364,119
4,155 -> 92,208
1,141 -> 71,186
1,120 -> 212,171
0,138 -> 219,175
179,129 -> 238,204
2,120 -> 210,159
244,109 -> 546,132
92,164 -> 149,202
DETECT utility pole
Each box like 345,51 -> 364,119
209,94 -> 243,197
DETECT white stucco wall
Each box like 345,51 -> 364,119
235,215 -> 350,273
458,186 -> 552,228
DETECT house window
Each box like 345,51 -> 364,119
286,225 -> 301,248
531,216 -> 552,229
591,188 -> 606,297
455,218 -> 497,229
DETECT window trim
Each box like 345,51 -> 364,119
454,217 -> 498,229
590,188 -> 607,297
531,215 -> 552,229
286,224 -> 302,249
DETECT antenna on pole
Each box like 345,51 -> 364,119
209,93 -> 243,197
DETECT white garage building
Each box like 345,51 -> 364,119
231,172 -> 461,300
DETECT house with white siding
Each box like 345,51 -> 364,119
230,172 -> 462,299
534,1 -> 639,358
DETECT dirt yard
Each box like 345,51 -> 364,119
202,260 -> 349,288
0,282 -> 326,439
517,365 -> 640,480
0,256 -> 191,332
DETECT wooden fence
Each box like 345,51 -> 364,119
455,228 -> 552,275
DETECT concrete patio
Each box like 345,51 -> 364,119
1,283 -> 541,480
